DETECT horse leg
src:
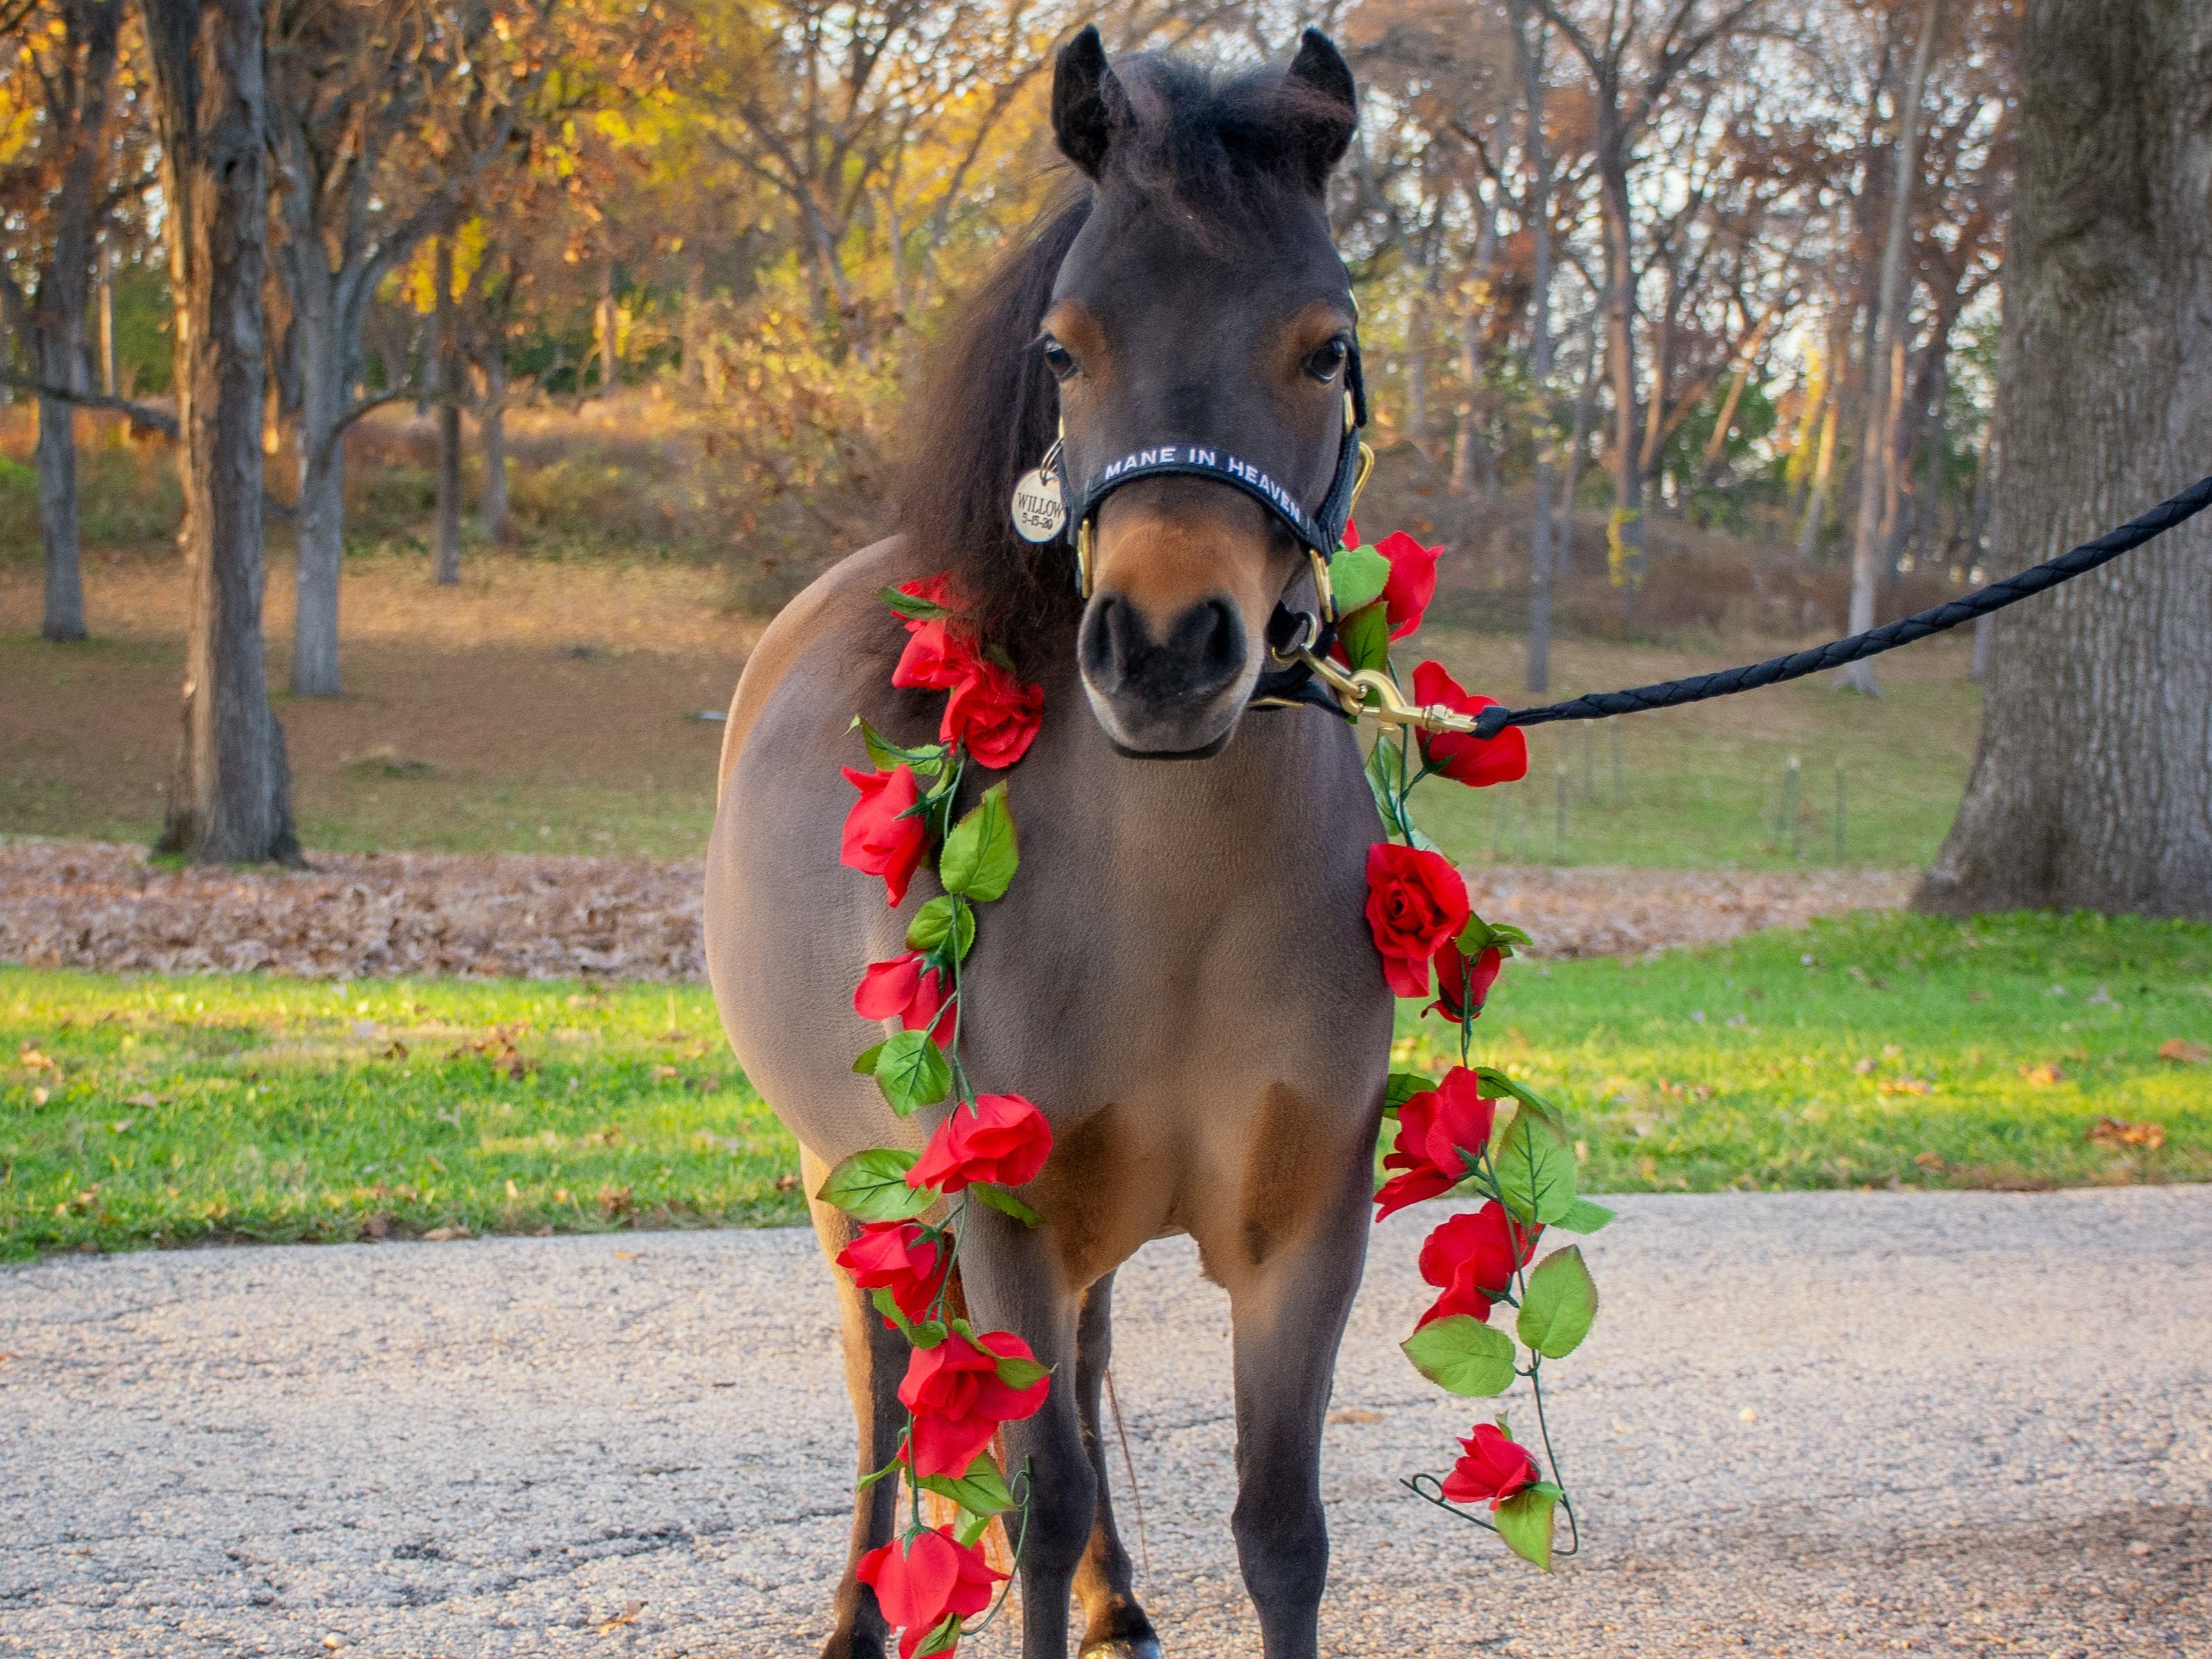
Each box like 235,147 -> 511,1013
801,1147 -> 908,1659
1216,1182 -> 1370,1659
1072,1271 -> 1162,1659
957,1209 -> 1095,1659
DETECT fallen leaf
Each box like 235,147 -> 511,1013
1852,1057 -> 1876,1075
125,1091 -> 167,1108
1914,1151 -> 1945,1171
1327,1408 -> 1385,1425
595,1601 -> 645,1635
30,1086 -> 49,1106
2018,1063 -> 2065,1086
2157,1038 -> 2211,1065
649,1064 -> 680,1080
597,1184 -> 634,1218
2086,1116 -> 2166,1151
421,1224 -> 471,1241
17,1045 -> 56,1071
1877,1077 -> 1932,1096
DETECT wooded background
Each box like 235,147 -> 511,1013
8,0 -> 2205,917
6,0 -> 2014,672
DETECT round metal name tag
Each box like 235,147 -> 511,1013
1009,467 -> 1068,542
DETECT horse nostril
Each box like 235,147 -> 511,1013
1081,593 -> 1246,705
1198,599 -> 1240,675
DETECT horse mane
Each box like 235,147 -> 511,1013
892,52 -> 1334,663
892,188 -> 1091,662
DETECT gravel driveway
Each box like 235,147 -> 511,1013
2,1190 -> 2206,1658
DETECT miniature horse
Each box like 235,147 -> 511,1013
705,28 -> 1392,1658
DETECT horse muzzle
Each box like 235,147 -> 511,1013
1077,587 -> 1256,757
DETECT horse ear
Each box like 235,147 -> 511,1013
1053,26 -> 1124,179
1282,28 -> 1358,191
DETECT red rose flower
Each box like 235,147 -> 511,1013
1375,530 -> 1440,640
898,1327 -> 1051,1477
890,575 -> 978,694
907,1093 -> 1052,1194
894,620 -> 980,694
1364,843 -> 1471,999
841,764 -> 930,908
836,1220 -> 951,1325
1410,661 -> 1529,787
942,658 -> 1044,770
1428,940 -> 1504,1025
1374,1066 -> 1499,1220
1439,1422 -> 1540,1510
854,951 -> 957,1047
1417,1199 -> 1540,1327
855,1525 -> 1005,1659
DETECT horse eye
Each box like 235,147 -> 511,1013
1039,337 -> 1078,379
1305,337 -> 1349,382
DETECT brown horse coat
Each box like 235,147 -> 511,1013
705,28 -> 1392,1659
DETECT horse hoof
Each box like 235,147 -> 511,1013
1079,1641 -> 1163,1659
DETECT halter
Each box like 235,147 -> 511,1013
1017,338 -> 1377,720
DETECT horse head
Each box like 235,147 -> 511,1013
1044,26 -> 1361,757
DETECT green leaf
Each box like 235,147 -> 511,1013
852,1041 -> 887,1076
871,1286 -> 915,1336
1495,1109 -> 1579,1226
1456,913 -> 1533,958
939,783 -> 1019,902
1471,1067 -> 1569,1136
1517,1246 -> 1599,1359
905,895 -> 975,959
1383,1070 -> 1432,1115
992,1354 -> 1051,1391
1338,601 -> 1392,673
1399,1314 -> 1518,1397
818,1148 -> 935,1222
879,584 -> 952,622
1329,544 -> 1392,614
1364,738 -> 1410,838
913,1611 -> 966,1657
852,715 -> 947,779
856,1458 -> 902,1493
917,1453 -> 1016,1518
955,1511 -> 994,1547
1493,1482 -> 1563,1572
872,1029 -> 952,1117
1554,1198 -> 1616,1235
969,1181 -> 1043,1227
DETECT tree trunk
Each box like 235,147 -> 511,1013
1840,0 -> 1944,692
28,0 -> 121,643
290,271 -> 346,696
1594,102 -> 1647,608
479,347 -> 509,541
35,374 -> 87,643
1916,0 -> 2212,919
594,252 -> 618,397
142,0 -> 299,866
680,254 -> 707,393
1513,0 -> 1556,694
433,236 -> 462,585
98,241 -> 118,396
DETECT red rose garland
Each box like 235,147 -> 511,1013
1340,516 -> 1611,1573
816,577 -> 1053,1658
818,535 -> 1601,1653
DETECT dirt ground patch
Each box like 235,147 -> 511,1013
0,550 -> 750,857
0,838 -> 1910,980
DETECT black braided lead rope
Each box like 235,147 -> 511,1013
1467,473 -> 2212,742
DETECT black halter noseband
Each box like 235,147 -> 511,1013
1040,340 -> 1372,719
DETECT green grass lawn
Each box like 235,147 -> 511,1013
1408,629 -> 1983,872
5,911 -> 2209,1260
